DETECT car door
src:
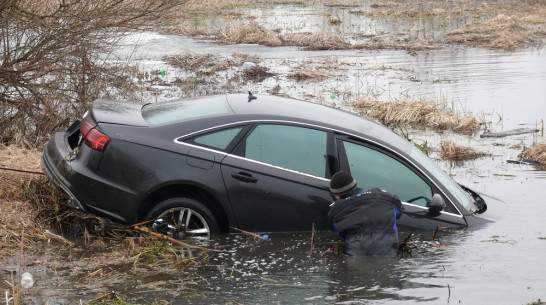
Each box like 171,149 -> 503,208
221,123 -> 335,232
337,136 -> 467,231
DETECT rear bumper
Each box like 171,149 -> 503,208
42,130 -> 143,224
42,132 -> 85,210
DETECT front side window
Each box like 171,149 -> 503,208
342,141 -> 433,207
238,124 -> 328,178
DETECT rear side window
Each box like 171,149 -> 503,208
238,124 -> 328,178
189,127 -> 244,151
142,96 -> 231,125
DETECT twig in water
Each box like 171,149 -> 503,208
133,226 -> 221,252
432,226 -> 449,241
398,230 -> 414,253
229,226 -> 266,241
309,222 -> 316,257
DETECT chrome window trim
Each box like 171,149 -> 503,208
173,119 -> 464,216
402,201 -> 464,218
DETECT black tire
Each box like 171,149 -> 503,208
145,197 -> 219,240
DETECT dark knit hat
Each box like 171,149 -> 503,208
329,171 -> 356,196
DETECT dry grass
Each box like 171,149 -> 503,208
447,14 -> 544,49
282,32 -> 352,50
289,69 -> 329,81
520,142 -> 546,167
0,145 -> 44,257
370,2 -> 400,8
162,21 -> 211,37
216,22 -> 353,50
358,39 -> 438,51
328,16 -> 342,25
242,65 -> 275,82
217,21 -> 283,46
441,141 -> 488,161
183,0 -> 359,10
163,51 -> 262,77
356,98 -> 481,135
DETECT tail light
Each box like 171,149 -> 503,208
81,121 -> 110,152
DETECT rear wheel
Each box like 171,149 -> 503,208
145,197 -> 219,240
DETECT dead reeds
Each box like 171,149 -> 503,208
217,21 -> 283,46
520,143 -> 546,167
440,141 -> 488,161
289,69 -> 329,81
282,32 -> 352,50
447,14 -> 541,50
216,22 -> 353,50
356,99 -> 481,135
242,65 -> 275,82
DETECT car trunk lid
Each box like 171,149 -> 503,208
91,99 -> 148,127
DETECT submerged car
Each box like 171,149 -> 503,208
42,93 -> 492,239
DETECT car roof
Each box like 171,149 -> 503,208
225,93 -> 411,152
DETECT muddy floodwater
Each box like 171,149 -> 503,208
8,2 -> 546,304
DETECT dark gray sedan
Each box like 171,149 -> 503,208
42,93 -> 493,239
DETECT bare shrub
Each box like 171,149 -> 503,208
0,0 -> 185,147
441,141 -> 488,161
356,98 -> 481,135
520,143 -> 546,167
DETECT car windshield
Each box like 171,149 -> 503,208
142,96 -> 231,125
409,146 -> 474,211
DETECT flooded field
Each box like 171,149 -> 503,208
2,1 -> 546,304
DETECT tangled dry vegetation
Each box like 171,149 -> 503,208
356,99 -> 482,135
520,142 -> 546,167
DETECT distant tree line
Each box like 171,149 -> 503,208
0,0 -> 184,147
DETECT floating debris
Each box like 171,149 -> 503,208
481,128 -> 539,138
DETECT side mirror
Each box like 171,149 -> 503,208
429,194 -> 446,212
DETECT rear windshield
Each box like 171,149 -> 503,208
142,96 -> 231,126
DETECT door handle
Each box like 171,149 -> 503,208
231,172 -> 258,183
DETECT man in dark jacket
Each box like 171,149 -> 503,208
328,171 -> 403,257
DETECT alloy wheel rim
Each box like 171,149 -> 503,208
153,207 -> 211,240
